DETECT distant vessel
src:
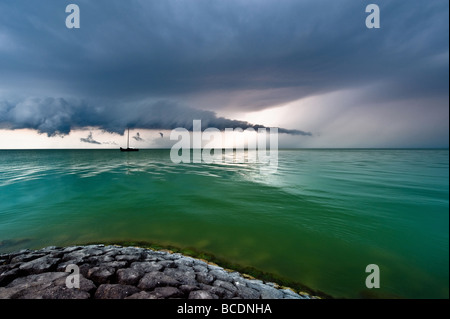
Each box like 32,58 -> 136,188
120,128 -> 139,152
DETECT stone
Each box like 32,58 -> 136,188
41,286 -> 91,299
116,268 -> 143,286
203,285 -> 235,299
87,267 -> 115,284
259,285 -> 284,299
174,256 -> 195,268
245,279 -> 265,291
281,288 -> 304,299
130,261 -> 163,273
10,253 -> 46,264
163,268 -> 197,286
210,269 -> 233,282
53,274 -> 97,294
213,280 -> 237,293
19,256 -> 60,274
115,254 -> 142,263
0,272 -> 68,299
179,284 -> 198,295
189,290 -> 214,299
236,286 -> 261,299
94,284 -> 140,299
62,251 -> 88,263
196,272 -> 214,285
158,260 -> 176,268
153,286 -> 183,298
193,264 -> 208,273
125,291 -> 159,299
0,245 -> 316,300
0,268 -> 20,287
137,271 -> 180,290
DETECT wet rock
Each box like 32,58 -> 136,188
236,286 -> 261,299
0,268 -> 21,287
87,267 -> 115,284
213,280 -> 236,293
94,284 -> 140,299
153,286 -> 183,298
196,272 -> 214,285
163,268 -> 197,286
137,271 -> 180,290
189,290 -> 214,299
41,286 -> 91,299
179,284 -> 198,295
210,269 -> 233,282
259,285 -> 284,299
116,268 -> 143,286
19,256 -> 60,275
0,245 -> 314,300
130,261 -> 163,273
126,291 -> 159,299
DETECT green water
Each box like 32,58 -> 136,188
0,149 -> 448,298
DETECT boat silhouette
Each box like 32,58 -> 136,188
120,128 -> 139,152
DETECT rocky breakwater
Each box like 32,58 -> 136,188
0,244 -> 317,299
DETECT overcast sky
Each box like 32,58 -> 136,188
0,0 -> 448,148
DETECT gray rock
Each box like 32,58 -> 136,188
10,253 -> 46,264
126,291 -> 159,299
137,271 -> 180,290
281,288 -> 304,299
1,272 -> 68,299
61,246 -> 82,254
158,260 -> 176,268
94,284 -> 140,299
163,268 -> 197,286
236,286 -> 261,299
210,269 -> 233,282
259,285 -> 284,299
245,279 -> 265,291
196,272 -> 214,285
19,256 -> 60,274
174,256 -> 195,268
41,286 -> 91,299
116,268 -> 143,285
115,254 -> 142,263
53,274 -> 97,294
200,284 -> 235,299
0,268 -> 20,287
213,280 -> 237,293
130,261 -> 163,273
87,267 -> 115,284
86,254 -> 115,265
179,284 -> 198,295
153,286 -> 183,298
193,264 -> 208,273
101,261 -> 128,270
61,251 -> 88,263
189,290 -> 214,299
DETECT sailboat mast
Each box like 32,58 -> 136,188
127,128 -> 130,149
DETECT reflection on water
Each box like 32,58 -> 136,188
0,149 -> 448,298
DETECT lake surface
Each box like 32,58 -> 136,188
0,149 -> 448,298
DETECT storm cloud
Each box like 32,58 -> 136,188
0,0 -> 448,147
80,132 -> 101,144
0,97 -> 311,136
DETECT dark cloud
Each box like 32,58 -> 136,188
133,132 -> 144,142
80,132 -> 101,144
0,97 -> 311,136
0,0 -> 448,146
